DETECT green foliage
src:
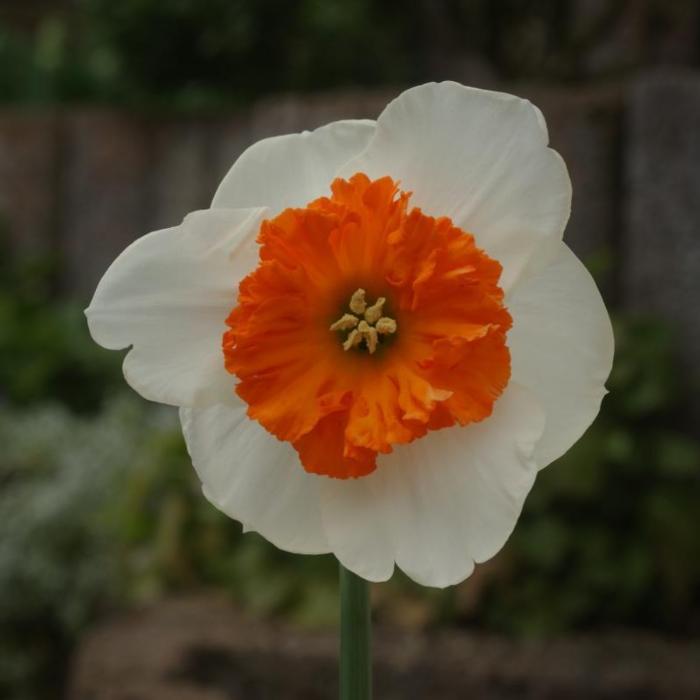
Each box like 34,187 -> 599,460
0,0 -> 419,110
0,397 -> 165,698
77,0 -> 416,107
2,1 -> 691,108
0,16 -> 112,104
0,236 -> 123,412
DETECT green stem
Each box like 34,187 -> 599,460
339,563 -> 372,700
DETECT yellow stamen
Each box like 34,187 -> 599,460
331,288 -> 397,354
349,288 -> 367,314
375,317 -> 397,335
330,314 -> 360,332
364,297 -> 386,324
357,320 -> 379,354
342,328 -> 363,351
366,327 -> 378,354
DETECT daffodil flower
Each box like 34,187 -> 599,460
86,82 -> 613,588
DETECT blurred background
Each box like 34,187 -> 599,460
1,1 -> 699,698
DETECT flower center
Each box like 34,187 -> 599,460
329,288 -> 397,354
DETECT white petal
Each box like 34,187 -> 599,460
319,476 -> 396,583
508,243 -> 614,467
180,405 -> 328,555
320,384 -> 545,587
86,208 -> 266,407
339,82 -> 571,291
212,119 -> 376,214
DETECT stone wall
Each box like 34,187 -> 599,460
1,72 -> 698,372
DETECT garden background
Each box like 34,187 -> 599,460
1,1 -> 699,698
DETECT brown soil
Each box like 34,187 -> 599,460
68,595 -> 700,700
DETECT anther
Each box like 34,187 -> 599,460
349,289 -> 367,314
364,297 -> 386,324
357,320 -> 379,354
366,326 -> 379,354
331,288 -> 397,355
375,317 -> 397,335
342,328 -> 363,351
330,314 -> 359,332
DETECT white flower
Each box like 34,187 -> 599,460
86,82 -> 614,588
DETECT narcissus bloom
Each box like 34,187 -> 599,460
87,83 -> 613,587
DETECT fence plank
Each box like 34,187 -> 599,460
207,113 -> 252,201
623,72 -> 700,368
60,110 -> 152,300
0,111 -> 58,259
521,86 -> 622,289
150,121 -> 213,230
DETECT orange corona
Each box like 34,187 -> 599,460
223,173 -> 512,478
